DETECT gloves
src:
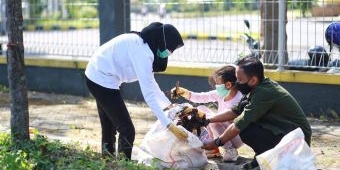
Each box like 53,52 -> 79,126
182,107 -> 205,119
167,123 -> 188,140
171,87 -> 190,99
202,118 -> 210,126
181,107 -> 209,127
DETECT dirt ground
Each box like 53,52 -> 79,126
0,91 -> 340,169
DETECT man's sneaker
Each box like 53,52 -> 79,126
205,148 -> 221,158
241,158 -> 259,170
222,147 -> 238,162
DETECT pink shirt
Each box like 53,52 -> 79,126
189,90 -> 243,114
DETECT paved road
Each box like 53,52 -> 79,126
0,14 -> 336,64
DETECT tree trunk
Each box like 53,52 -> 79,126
260,0 -> 288,65
6,0 -> 29,142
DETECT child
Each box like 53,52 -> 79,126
172,65 -> 243,162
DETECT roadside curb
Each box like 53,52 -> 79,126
1,57 -> 340,85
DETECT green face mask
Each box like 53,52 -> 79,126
215,84 -> 230,97
157,49 -> 172,58
157,24 -> 173,58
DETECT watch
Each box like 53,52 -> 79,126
214,137 -> 224,147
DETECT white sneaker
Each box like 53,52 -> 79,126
222,147 -> 238,162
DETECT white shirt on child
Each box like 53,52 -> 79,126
189,90 -> 243,114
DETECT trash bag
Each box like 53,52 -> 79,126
256,128 -> 316,170
133,104 -> 208,169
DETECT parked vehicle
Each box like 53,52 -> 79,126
288,22 -> 340,72
242,20 -> 261,59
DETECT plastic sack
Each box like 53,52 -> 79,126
133,104 -> 208,169
256,128 -> 316,170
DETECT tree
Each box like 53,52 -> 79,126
6,0 -> 30,142
260,0 -> 288,65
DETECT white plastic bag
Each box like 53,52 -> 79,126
133,104 -> 208,169
256,128 -> 316,170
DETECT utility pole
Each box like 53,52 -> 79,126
98,0 -> 130,45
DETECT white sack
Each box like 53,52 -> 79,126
134,104 -> 208,169
256,128 -> 316,170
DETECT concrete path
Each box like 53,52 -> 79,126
0,92 -> 339,169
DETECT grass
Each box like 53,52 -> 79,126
309,108 -> 340,122
0,131 -> 154,170
0,84 -> 9,93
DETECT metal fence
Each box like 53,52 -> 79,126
0,0 -> 339,71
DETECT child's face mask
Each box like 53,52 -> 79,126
215,84 -> 230,97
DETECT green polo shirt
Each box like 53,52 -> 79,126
233,78 -> 312,145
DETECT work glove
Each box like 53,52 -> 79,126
182,107 -> 204,118
202,118 -> 210,127
181,107 -> 209,127
171,87 -> 190,99
167,123 -> 188,141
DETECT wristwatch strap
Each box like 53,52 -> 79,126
214,137 -> 224,147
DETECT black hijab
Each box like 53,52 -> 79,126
138,22 -> 184,72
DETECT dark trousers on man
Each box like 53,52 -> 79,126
86,77 -> 135,159
240,123 -> 284,157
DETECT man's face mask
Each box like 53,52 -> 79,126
157,25 -> 172,58
235,81 -> 252,95
215,84 -> 230,97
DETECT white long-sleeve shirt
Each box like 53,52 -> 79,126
85,33 -> 171,126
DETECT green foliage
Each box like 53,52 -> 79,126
78,6 -> 98,19
322,109 -> 340,121
28,0 -> 46,19
288,0 -> 315,17
0,84 -> 9,93
0,132 -> 154,170
65,0 -> 97,19
0,133 -> 33,170
316,108 -> 340,121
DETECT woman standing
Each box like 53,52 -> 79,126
85,22 -> 187,159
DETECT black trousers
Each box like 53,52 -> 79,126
240,123 -> 284,156
86,77 -> 135,159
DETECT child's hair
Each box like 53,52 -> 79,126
208,64 -> 237,88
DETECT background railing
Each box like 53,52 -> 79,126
0,0 -> 339,71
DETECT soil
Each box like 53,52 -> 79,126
0,91 -> 339,169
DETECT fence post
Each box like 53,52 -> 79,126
277,0 -> 286,71
98,0 -> 130,45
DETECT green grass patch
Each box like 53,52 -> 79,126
0,132 -> 154,170
0,84 -> 9,93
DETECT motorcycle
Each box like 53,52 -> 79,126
288,22 -> 340,72
242,20 -> 261,59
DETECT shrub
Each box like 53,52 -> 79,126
0,132 -> 153,170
